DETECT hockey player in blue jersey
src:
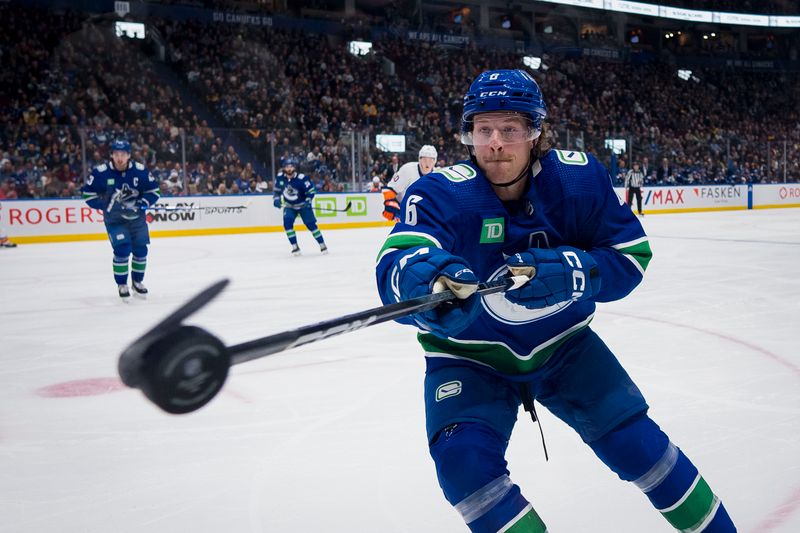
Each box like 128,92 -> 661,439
273,157 -> 327,255
81,139 -> 160,300
375,70 -> 736,532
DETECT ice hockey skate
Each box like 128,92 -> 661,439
320,243 -> 328,255
118,284 -> 131,301
291,244 -> 301,256
132,281 -> 148,299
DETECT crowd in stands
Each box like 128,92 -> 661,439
0,5 -> 252,200
667,1 -> 796,14
1,3 -> 798,203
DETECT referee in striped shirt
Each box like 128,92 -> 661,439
624,162 -> 645,216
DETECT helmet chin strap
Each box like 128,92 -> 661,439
468,147 -> 534,188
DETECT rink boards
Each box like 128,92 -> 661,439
2,185 -> 799,244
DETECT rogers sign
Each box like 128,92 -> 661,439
3,205 -> 104,225
779,186 -> 800,200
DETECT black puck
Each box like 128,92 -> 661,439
138,325 -> 230,414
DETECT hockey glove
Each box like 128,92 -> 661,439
396,246 -> 480,336
504,246 -> 601,309
382,189 -> 400,222
120,199 -> 147,220
273,197 -> 282,208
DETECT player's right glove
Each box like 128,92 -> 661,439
395,246 -> 480,336
273,197 -> 282,208
504,246 -> 601,309
382,188 -> 400,222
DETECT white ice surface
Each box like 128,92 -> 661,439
1,209 -> 798,533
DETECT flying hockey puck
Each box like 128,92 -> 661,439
138,325 -> 230,414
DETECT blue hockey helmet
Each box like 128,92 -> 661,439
110,139 -> 131,153
460,69 -> 547,144
283,156 -> 299,169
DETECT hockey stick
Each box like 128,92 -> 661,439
314,200 -> 352,213
147,202 -> 251,212
118,274 -> 529,415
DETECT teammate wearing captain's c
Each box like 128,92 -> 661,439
81,139 -> 160,300
375,69 -> 736,532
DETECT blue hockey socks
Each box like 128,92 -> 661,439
113,255 -> 129,285
430,422 -> 547,532
131,255 -> 147,283
590,414 -> 736,532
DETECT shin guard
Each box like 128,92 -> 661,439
590,415 -> 735,532
430,422 -> 546,533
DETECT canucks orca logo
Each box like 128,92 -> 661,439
117,183 -> 138,204
481,263 -> 572,325
283,184 -> 300,202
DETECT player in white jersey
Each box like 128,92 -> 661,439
382,145 -> 438,222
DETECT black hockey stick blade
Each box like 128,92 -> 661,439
228,275 -> 529,366
148,204 -> 250,212
315,200 -> 352,213
118,278 -> 230,387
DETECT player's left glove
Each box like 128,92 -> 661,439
504,246 -> 601,309
395,246 -> 480,336
302,199 -> 313,209
120,199 -> 148,220
273,197 -> 282,209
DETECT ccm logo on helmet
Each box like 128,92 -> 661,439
479,91 -> 508,97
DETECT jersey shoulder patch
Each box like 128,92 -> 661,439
95,163 -> 108,173
134,162 -> 145,171
553,149 -> 589,166
436,163 -> 477,183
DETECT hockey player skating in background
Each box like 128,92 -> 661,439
382,144 -> 438,222
273,157 -> 327,256
0,205 -> 17,248
81,139 -> 160,300
376,70 -> 735,532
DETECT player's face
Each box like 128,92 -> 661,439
111,150 -> 130,171
284,164 -> 295,177
418,156 -> 435,175
472,113 -> 534,187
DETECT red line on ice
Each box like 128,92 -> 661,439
607,311 -> 800,530
606,311 -> 800,377
36,377 -> 126,397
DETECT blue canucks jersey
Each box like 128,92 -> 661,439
376,149 -> 653,376
81,160 -> 160,222
274,172 -> 315,209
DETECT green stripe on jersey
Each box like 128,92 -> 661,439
616,239 -> 653,274
621,240 -> 652,271
418,320 -> 590,375
660,475 -> 717,532
499,505 -> 547,533
376,232 -> 440,263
